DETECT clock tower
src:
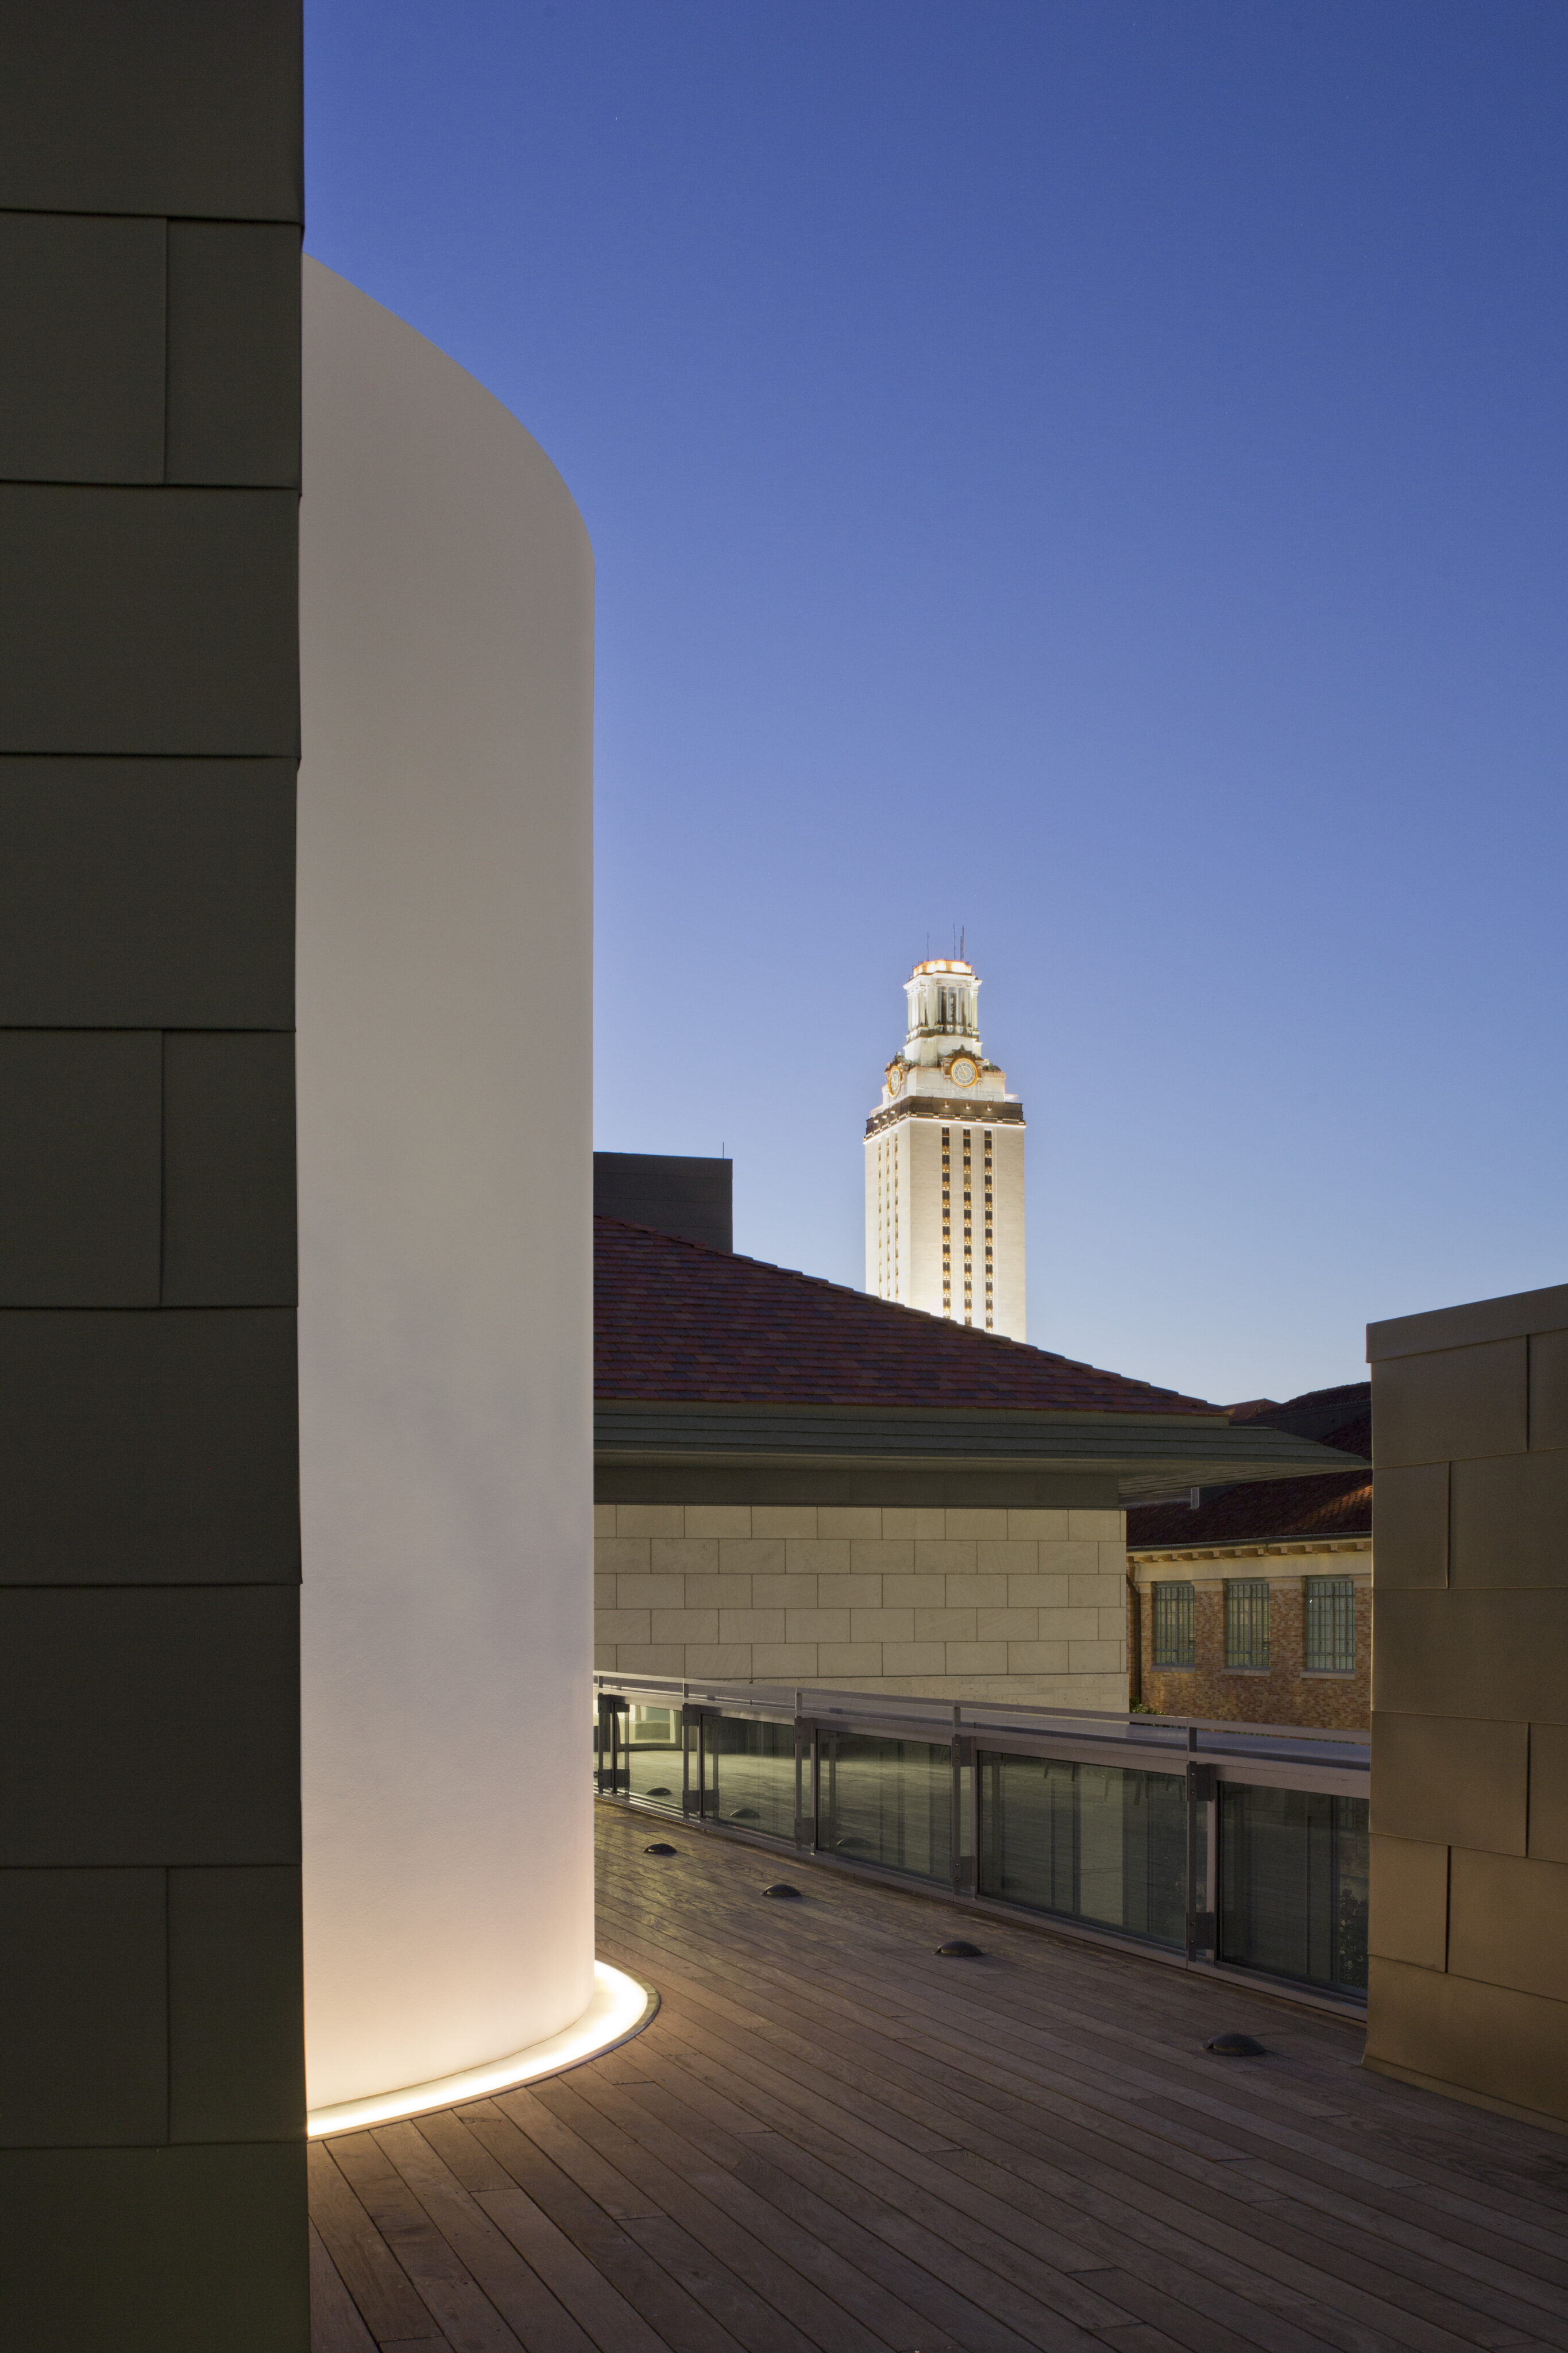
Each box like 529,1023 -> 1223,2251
864,958 -> 1026,1338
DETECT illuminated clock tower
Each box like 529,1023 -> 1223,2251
864,958 -> 1026,1338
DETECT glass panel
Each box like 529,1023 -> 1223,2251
817,1731 -> 951,1884
1219,1784 -> 1368,1991
1225,1579 -> 1270,1671
623,1702 -> 683,1810
978,1752 -> 1188,1946
1304,1577 -> 1356,1673
1151,1581 -> 1195,1669
702,1715 -> 797,1841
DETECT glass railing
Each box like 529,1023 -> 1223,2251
820,1731 -> 953,1883
594,1675 -> 1370,2003
979,1752 -> 1189,1949
703,1712 -> 798,1841
1218,1782 -> 1368,1996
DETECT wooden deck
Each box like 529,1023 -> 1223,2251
310,1803 -> 1568,2353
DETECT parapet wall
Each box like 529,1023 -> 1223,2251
1366,1280 -> 1568,2127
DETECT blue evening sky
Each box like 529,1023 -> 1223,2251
304,1 -> 1567,1406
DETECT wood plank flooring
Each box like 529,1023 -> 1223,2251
310,1803 -> 1568,2353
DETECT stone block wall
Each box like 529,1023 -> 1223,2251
1365,1282 -> 1568,2128
1132,1546 -> 1371,1728
594,1503 -> 1129,1707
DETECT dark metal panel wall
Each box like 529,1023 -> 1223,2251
594,1150 -> 734,1251
0,6 -> 306,2344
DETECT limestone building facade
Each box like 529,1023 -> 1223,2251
865,958 -> 1025,1338
597,1502 -> 1132,1708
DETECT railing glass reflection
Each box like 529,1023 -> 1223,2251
818,1733 -> 952,1884
1219,1783 -> 1368,1992
703,1715 -> 797,1839
979,1753 -> 1189,1946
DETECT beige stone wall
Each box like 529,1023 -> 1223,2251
594,1503 -> 1129,1706
1130,1545 -> 1371,1729
1365,1284 -> 1568,2129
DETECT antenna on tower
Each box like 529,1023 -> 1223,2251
960,924 -> 965,962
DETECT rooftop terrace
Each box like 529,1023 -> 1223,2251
308,1805 -> 1568,2352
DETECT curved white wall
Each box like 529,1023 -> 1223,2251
297,260 -> 594,2111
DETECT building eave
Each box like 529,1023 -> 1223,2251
594,1399 -> 1367,1503
1129,1536 -> 1372,1565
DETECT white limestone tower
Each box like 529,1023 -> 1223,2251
864,958 -> 1026,1337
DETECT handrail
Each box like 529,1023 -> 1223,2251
592,1668 -> 1369,1770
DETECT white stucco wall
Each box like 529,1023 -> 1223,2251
297,261 -> 594,2112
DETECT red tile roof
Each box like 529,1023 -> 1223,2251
1127,1385 -> 1372,1548
594,1218 -> 1220,1415
1227,1384 -> 1368,1425
1125,1464 -> 1372,1549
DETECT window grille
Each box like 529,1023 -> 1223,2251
1225,1579 -> 1270,1671
1150,1581 -> 1195,1669
1304,1576 -> 1355,1673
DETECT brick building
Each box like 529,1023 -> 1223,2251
1127,1384 -> 1372,1729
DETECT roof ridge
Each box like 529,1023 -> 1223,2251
593,1215 -> 1223,1414
596,1211 -> 1084,1356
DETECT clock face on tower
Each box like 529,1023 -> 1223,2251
885,1064 -> 905,1096
949,1056 -> 978,1087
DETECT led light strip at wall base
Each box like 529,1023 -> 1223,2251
306,1962 -> 656,2138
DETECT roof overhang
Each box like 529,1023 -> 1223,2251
594,1400 -> 1366,1504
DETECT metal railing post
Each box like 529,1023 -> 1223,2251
1184,1727 -> 1198,1962
1185,1726 -> 1216,1961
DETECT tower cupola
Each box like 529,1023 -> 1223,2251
903,959 -> 981,1063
